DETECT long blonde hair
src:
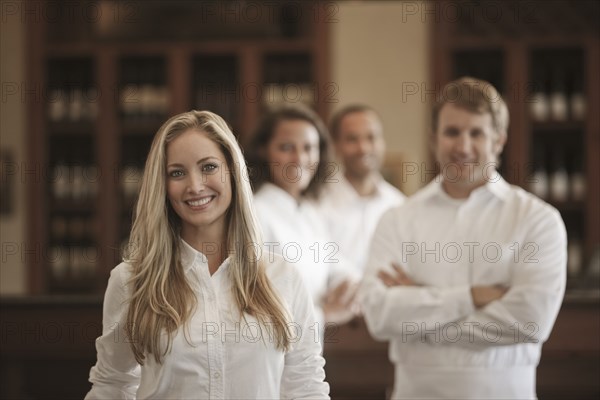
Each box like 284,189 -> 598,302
125,110 -> 292,364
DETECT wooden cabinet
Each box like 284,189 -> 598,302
431,0 -> 600,291
537,297 -> 600,399
324,318 -> 394,400
0,296 -> 103,399
26,0 -> 330,295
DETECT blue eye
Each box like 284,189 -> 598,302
168,170 -> 184,178
202,163 -> 218,173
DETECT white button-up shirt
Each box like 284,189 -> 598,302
85,239 -> 330,399
359,176 -> 566,399
319,175 -> 405,276
253,183 -> 351,327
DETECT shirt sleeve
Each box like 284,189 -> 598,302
431,207 -> 567,348
85,264 -> 141,399
358,209 -> 476,341
280,267 -> 330,400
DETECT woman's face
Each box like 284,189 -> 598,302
265,119 -> 320,198
166,129 -> 232,240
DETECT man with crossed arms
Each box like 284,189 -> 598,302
359,77 -> 566,399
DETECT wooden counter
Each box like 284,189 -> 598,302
323,293 -> 600,400
1,294 -> 598,399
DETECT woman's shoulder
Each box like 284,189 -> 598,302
111,261 -> 134,278
106,261 -> 135,293
100,262 -> 135,312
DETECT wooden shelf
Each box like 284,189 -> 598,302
47,121 -> 96,136
548,200 -> 586,212
119,119 -> 164,136
26,2 -> 330,295
49,199 -> 96,214
433,6 -> 599,397
433,0 -> 599,278
47,275 -> 97,294
531,121 -> 586,132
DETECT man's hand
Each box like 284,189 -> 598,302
471,286 -> 509,308
377,263 -> 418,287
323,280 -> 360,324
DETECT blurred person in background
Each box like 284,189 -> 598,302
320,104 -> 405,277
359,78 -> 566,399
248,104 -> 359,335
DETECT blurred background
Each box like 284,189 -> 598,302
1,1 -> 598,399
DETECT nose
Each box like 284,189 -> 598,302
290,148 -> 310,166
186,171 -> 206,193
454,132 -> 471,154
357,138 -> 372,155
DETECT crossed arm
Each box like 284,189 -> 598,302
359,209 -> 567,348
379,263 -> 508,308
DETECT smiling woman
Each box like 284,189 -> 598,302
247,104 -> 360,332
84,110 -> 330,399
165,129 -> 233,268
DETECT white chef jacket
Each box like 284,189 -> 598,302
359,175 -> 566,399
319,174 -> 405,276
253,183 -> 351,328
85,239 -> 330,400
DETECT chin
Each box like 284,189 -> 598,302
348,168 -> 372,179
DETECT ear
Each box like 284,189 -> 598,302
493,131 -> 507,155
428,129 -> 438,153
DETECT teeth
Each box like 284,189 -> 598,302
187,197 -> 212,207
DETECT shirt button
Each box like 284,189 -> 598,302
213,372 -> 221,379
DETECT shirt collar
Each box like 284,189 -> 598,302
259,182 -> 303,210
483,172 -> 511,201
179,238 -> 230,274
336,174 -> 387,200
419,173 -> 510,203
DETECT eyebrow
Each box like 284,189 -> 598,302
166,157 -> 221,168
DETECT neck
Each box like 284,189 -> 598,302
181,225 -> 228,275
277,184 -> 303,203
441,179 -> 486,199
345,171 -> 379,197
287,188 -> 302,201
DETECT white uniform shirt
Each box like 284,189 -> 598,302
359,176 -> 566,399
319,175 -> 405,276
254,183 -> 347,327
85,239 -> 329,399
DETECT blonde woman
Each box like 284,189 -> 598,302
85,111 -> 329,399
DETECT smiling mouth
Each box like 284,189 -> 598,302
186,197 -> 214,207
451,160 -> 477,165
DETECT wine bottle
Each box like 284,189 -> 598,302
549,150 -> 569,202
52,160 -> 70,200
570,157 -> 586,202
530,147 -> 549,199
570,74 -> 586,121
567,233 -> 583,278
549,67 -> 568,122
529,66 -> 549,122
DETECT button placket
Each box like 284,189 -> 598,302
454,203 -> 473,285
196,256 -> 225,399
